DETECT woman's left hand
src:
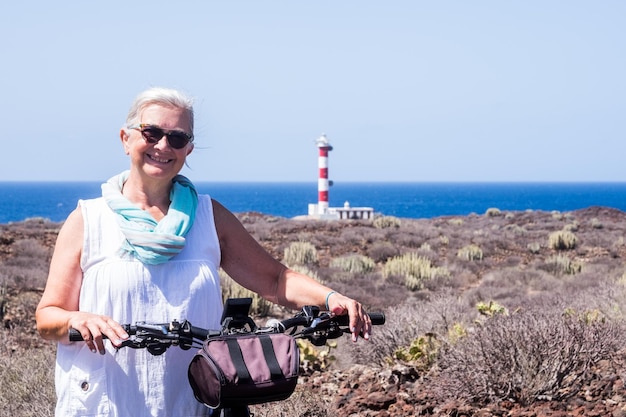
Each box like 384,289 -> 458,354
327,292 -> 372,342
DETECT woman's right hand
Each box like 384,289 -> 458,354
68,312 -> 130,354
36,208 -> 129,353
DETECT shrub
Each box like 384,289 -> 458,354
297,339 -> 337,375
545,255 -> 582,275
435,307 -> 626,406
527,242 -> 541,254
0,346 -> 56,416
457,244 -> 483,261
503,224 -> 527,235
590,218 -> 603,229
373,216 -> 401,229
476,300 -> 508,317
393,333 -> 439,370
347,292 -> 472,368
283,241 -> 318,266
382,253 -> 449,291
448,322 -> 468,344
330,254 -> 375,274
548,230 -> 578,250
1,239 -> 51,289
366,241 -> 399,263
485,208 -> 501,217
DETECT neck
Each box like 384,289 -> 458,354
122,174 -> 173,220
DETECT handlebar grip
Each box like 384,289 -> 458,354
331,312 -> 385,326
69,328 -> 114,342
369,312 -> 385,325
189,325 -> 209,341
69,328 -> 85,341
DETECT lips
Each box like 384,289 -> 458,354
147,154 -> 173,164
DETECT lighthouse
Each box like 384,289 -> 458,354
316,134 -> 333,214
307,134 -> 374,220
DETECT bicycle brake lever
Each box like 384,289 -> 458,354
136,323 -> 169,334
310,313 -> 334,329
117,336 -> 143,350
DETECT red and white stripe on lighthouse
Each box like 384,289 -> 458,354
316,134 -> 333,213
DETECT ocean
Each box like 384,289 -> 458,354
1,182 -> 625,224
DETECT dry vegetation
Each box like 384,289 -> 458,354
3,207 -> 626,416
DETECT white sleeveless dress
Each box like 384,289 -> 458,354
55,194 -> 223,417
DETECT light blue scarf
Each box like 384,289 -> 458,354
102,171 -> 198,265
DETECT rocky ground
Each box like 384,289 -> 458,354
298,357 -> 626,416
4,208 -> 626,416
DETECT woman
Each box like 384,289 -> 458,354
36,87 -> 371,417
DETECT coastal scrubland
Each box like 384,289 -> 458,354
2,206 -> 626,416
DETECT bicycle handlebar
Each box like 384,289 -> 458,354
69,303 -> 385,353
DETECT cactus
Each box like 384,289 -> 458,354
548,230 -> 578,250
283,241 -> 318,266
457,244 -> 483,261
383,253 -> 449,291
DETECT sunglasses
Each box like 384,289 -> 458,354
129,124 -> 193,149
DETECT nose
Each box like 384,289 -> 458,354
153,134 -> 171,149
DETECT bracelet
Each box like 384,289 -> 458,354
325,291 -> 337,311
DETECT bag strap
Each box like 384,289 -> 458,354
259,335 -> 285,380
226,338 -> 252,384
225,335 -> 285,383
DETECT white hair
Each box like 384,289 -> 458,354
124,87 -> 195,132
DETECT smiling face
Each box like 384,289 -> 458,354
120,104 -> 194,184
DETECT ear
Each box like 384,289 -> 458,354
186,143 -> 194,156
120,128 -> 131,155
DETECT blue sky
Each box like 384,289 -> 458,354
1,1 -> 624,183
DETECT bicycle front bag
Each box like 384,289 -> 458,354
188,332 -> 300,409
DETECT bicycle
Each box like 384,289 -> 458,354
69,297 -> 385,417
